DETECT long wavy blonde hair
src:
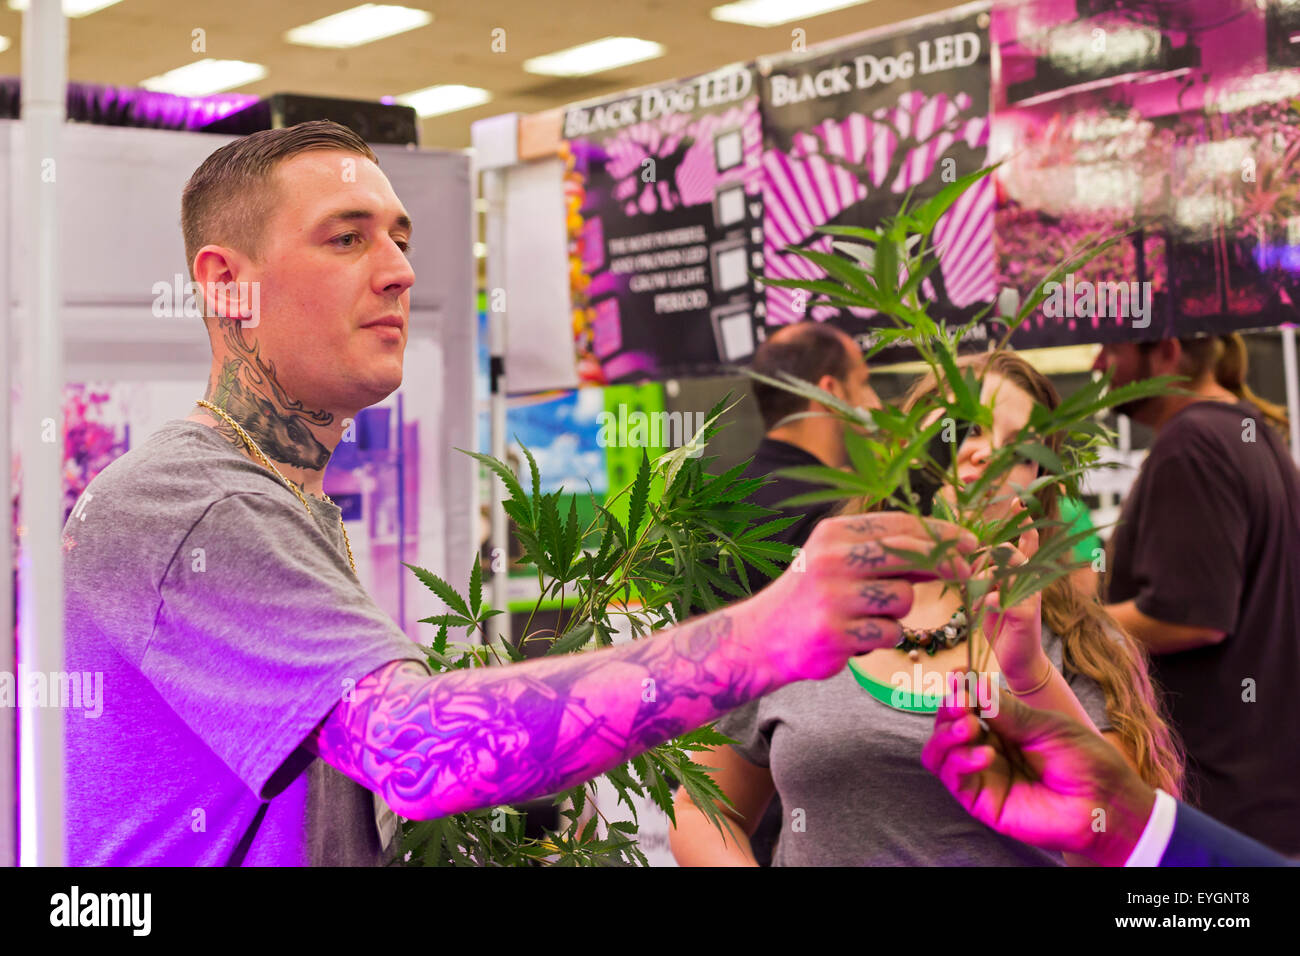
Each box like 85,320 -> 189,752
845,349 -> 1186,795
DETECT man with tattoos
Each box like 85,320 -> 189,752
62,121 -> 976,865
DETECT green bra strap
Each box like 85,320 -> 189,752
847,658 -> 939,714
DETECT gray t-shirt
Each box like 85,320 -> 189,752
63,419 -> 430,866
716,627 -> 1113,866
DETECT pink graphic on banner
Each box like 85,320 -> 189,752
593,298 -> 622,357
603,98 -> 764,217
763,89 -> 992,325
582,215 -> 605,273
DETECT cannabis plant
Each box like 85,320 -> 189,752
752,165 -> 1183,673
397,399 -> 797,865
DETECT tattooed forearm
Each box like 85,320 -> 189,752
307,610 -> 778,819
202,323 -> 333,469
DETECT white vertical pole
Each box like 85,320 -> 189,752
18,0 -> 67,866
0,134 -> 12,871
1117,412 -> 1131,454
483,168 -> 511,644
1108,411 -> 1132,516
1281,327 -> 1300,464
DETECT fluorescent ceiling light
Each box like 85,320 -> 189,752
1188,137 -> 1254,178
523,37 -> 664,77
711,0 -> 872,28
1048,24 -> 1161,71
285,4 -> 432,49
1175,194 -> 1235,232
7,0 -> 123,15
0,36 -> 9,53
1210,71 -> 1300,113
140,59 -> 268,97
396,84 -> 491,118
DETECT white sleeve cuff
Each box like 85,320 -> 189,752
1124,788 -> 1177,867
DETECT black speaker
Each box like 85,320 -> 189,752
200,93 -> 419,146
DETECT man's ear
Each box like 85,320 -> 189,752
817,373 -> 847,406
191,245 -> 244,320
1153,338 -> 1183,376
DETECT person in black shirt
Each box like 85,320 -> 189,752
731,321 -> 880,865
1094,332 -> 1300,856
745,322 -> 880,550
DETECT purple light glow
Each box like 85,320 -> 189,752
0,77 -> 259,130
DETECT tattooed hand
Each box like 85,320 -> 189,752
735,512 -> 979,683
305,517 -> 976,821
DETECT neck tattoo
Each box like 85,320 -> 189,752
195,401 -> 355,577
207,323 -> 334,471
198,324 -> 354,573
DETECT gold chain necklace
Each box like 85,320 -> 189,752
195,399 -> 356,576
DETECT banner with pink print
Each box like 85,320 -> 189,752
993,0 -> 1300,347
758,4 -> 995,360
565,65 -> 765,385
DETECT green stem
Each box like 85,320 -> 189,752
518,567 -> 547,650
572,505 -> 662,633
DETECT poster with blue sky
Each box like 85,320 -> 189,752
505,389 -> 609,498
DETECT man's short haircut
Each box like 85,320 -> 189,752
750,322 -> 856,430
181,120 -> 379,280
